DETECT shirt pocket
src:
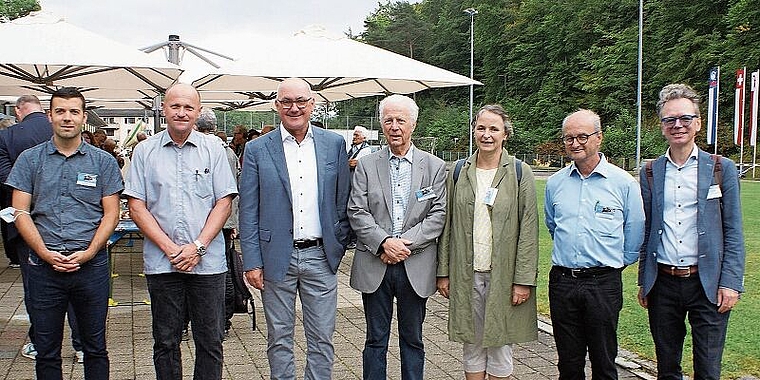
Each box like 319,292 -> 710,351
593,211 -> 624,236
194,172 -> 212,199
73,184 -> 101,205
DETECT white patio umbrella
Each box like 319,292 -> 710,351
0,12 -> 182,95
192,25 -> 480,102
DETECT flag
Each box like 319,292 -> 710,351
734,68 -> 746,145
123,120 -> 146,148
707,67 -> 720,145
750,70 -> 759,147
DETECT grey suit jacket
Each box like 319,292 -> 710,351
348,146 -> 447,297
638,149 -> 745,304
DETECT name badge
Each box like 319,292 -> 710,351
76,172 -> 98,187
707,184 -> 722,200
483,188 -> 498,206
416,186 -> 436,201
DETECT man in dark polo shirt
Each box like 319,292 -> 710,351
5,87 -> 123,379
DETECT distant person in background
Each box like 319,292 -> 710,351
136,132 -> 148,143
102,138 -> 125,169
196,108 -> 240,338
246,128 -> 260,141
260,125 -> 275,134
0,118 -> 14,130
92,129 -> 107,149
81,130 -> 95,145
230,125 -> 247,157
348,125 -> 372,173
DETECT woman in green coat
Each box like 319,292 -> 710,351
437,105 -> 539,380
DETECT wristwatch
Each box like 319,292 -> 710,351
193,240 -> 206,257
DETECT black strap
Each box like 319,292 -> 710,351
453,157 -> 522,184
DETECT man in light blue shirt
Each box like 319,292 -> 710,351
125,84 -> 238,380
544,109 -> 645,380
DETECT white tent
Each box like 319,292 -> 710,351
192,26 -> 480,102
0,12 -> 182,96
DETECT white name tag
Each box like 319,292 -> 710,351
416,186 -> 436,201
76,172 -> 98,187
706,184 -> 722,200
483,188 -> 498,206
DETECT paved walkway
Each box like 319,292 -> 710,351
0,239 -> 658,379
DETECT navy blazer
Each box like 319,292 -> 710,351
238,125 -> 351,282
638,149 -> 745,304
0,112 -> 53,183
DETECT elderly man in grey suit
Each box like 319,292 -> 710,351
348,94 -> 447,380
240,78 -> 351,380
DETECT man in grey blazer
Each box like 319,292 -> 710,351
638,83 -> 745,380
239,78 -> 351,380
348,94 -> 447,380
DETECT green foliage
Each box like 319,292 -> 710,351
0,0 -> 39,21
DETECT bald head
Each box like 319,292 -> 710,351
277,78 -> 313,99
562,109 -> 601,134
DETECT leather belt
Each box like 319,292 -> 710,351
658,264 -> 698,278
293,238 -> 323,249
553,266 -> 618,278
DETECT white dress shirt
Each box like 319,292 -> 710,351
282,125 -> 322,240
658,144 -> 699,266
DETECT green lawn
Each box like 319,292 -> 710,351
534,179 -> 760,379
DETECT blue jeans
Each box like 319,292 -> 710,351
362,262 -> 427,380
262,245 -> 337,380
647,273 -> 729,380
146,272 -> 225,380
548,267 -> 622,380
26,249 -> 110,380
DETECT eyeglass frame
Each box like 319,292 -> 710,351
660,114 -> 699,128
562,130 -> 600,145
275,97 -> 313,110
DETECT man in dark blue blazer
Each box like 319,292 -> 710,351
0,95 -> 53,266
240,78 -> 351,380
638,83 -> 745,380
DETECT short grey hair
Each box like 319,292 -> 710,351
657,83 -> 700,118
473,104 -> 513,139
562,109 -> 602,133
379,94 -> 419,123
353,125 -> 369,139
196,108 -> 217,132
16,94 -> 41,108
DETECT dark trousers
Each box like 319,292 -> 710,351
647,274 -> 729,380
0,186 -> 19,264
26,249 -> 110,380
147,272 -> 225,380
549,267 -> 622,380
362,262 -> 427,380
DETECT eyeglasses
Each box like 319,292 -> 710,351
276,97 -> 313,110
562,131 -> 600,145
661,114 -> 699,128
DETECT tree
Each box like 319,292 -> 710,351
0,0 -> 39,21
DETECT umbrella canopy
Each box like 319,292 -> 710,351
192,26 -> 480,102
0,12 -> 182,94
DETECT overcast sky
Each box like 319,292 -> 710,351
38,0 -> 395,57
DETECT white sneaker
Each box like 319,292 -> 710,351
21,343 -> 37,359
76,351 -> 84,364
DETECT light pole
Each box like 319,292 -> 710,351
464,8 -> 478,156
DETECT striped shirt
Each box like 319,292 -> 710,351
389,147 -> 414,236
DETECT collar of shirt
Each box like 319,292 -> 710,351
389,144 -> 415,164
665,144 -> 699,168
44,139 -> 89,156
159,129 -> 201,148
568,153 -> 609,179
280,123 -> 314,143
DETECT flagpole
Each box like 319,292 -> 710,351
635,0 -> 643,174
751,70 -> 759,178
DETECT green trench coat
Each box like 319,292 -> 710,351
437,150 -> 539,347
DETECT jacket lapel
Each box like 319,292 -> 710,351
697,150 -> 714,215
265,129 -> 293,203
403,151 -> 426,229
313,126 -> 326,209
376,148 -> 393,220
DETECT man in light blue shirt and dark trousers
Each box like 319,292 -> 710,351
125,84 -> 238,380
544,109 -> 645,380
